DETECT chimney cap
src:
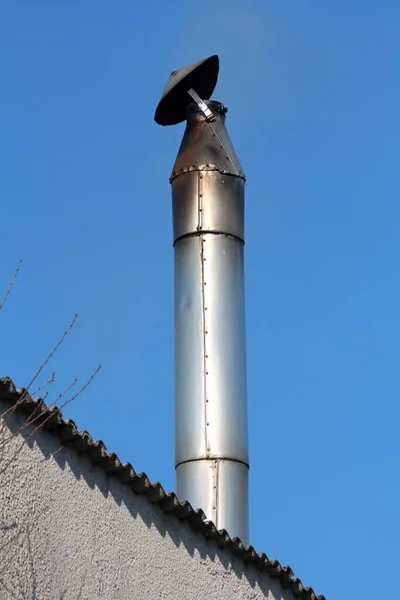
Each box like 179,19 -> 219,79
155,55 -> 219,126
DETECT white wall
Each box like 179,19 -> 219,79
0,403 -> 297,600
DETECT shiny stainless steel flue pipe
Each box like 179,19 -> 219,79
155,56 -> 249,543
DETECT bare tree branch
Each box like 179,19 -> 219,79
0,378 -> 78,450
60,365 -> 101,409
0,260 -> 22,311
0,365 -> 101,478
0,315 -> 78,438
0,389 -> 30,439
31,372 -> 56,397
25,314 -> 78,392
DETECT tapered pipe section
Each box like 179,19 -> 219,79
172,101 -> 249,543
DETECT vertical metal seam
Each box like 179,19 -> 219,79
197,170 -> 203,230
206,120 -> 240,176
199,171 -> 210,457
215,459 -> 220,529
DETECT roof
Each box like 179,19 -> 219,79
0,376 -> 325,600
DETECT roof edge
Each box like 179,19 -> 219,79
0,376 -> 325,600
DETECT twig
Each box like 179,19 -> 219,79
0,365 -> 101,477
59,365 -> 101,409
0,390 -> 31,439
25,314 -> 78,392
31,373 -> 56,397
0,315 -> 77,434
0,260 -> 22,311
0,379 -> 77,451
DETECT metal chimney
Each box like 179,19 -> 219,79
155,55 -> 249,543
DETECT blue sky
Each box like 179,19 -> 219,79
1,1 -> 399,598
